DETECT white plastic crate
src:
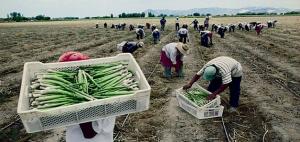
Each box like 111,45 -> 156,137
17,53 -> 151,133
175,83 -> 224,119
176,83 -> 221,109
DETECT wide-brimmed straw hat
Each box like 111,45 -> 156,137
176,43 -> 189,55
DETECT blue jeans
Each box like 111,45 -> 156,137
163,66 -> 183,78
207,76 -> 242,107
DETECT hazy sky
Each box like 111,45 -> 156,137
0,0 -> 299,18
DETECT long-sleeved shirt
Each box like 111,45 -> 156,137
197,56 -> 243,84
178,28 -> 188,35
175,19 -> 179,24
162,43 -> 183,64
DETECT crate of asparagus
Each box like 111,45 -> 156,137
17,53 -> 151,133
175,83 -> 224,119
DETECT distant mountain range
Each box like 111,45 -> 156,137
144,7 -> 293,16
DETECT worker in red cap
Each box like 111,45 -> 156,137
58,51 -> 115,142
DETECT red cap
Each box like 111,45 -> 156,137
58,51 -> 89,62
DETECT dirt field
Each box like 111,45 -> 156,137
0,16 -> 299,142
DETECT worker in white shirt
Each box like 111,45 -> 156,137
178,24 -> 189,43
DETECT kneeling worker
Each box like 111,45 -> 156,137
160,42 -> 189,79
183,56 -> 242,112
117,41 -> 144,54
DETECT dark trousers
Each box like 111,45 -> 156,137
161,24 -> 165,31
201,35 -> 210,47
136,34 -> 143,40
219,31 -> 225,38
175,23 -> 180,31
179,34 -> 187,43
153,36 -> 159,44
194,25 -> 198,30
207,76 -> 242,107
204,24 -> 209,30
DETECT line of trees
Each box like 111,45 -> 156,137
7,12 -> 28,22
237,12 -> 278,15
148,12 -> 155,17
285,11 -> 300,15
118,12 -> 146,18
5,12 -> 51,22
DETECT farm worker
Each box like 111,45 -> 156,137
146,23 -> 151,29
121,23 -> 126,30
117,41 -> 144,54
198,25 -> 205,32
160,42 -> 189,79
152,29 -> 160,44
111,24 -> 115,29
175,17 -> 180,31
211,24 -> 218,32
191,19 -> 199,30
200,31 -> 213,47
178,24 -> 189,44
135,28 -> 145,40
104,22 -> 107,28
217,25 -> 226,38
58,51 -> 116,142
267,20 -> 277,28
96,23 -> 99,28
183,56 -> 243,112
129,24 -> 134,31
238,23 -> 244,31
137,24 -> 144,29
204,17 -> 209,30
245,23 -> 250,31
255,24 -> 266,35
151,24 -> 157,31
229,24 -> 235,32
160,17 -> 167,31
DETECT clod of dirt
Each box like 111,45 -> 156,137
148,80 -> 155,85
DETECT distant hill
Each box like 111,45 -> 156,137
145,7 -> 292,16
